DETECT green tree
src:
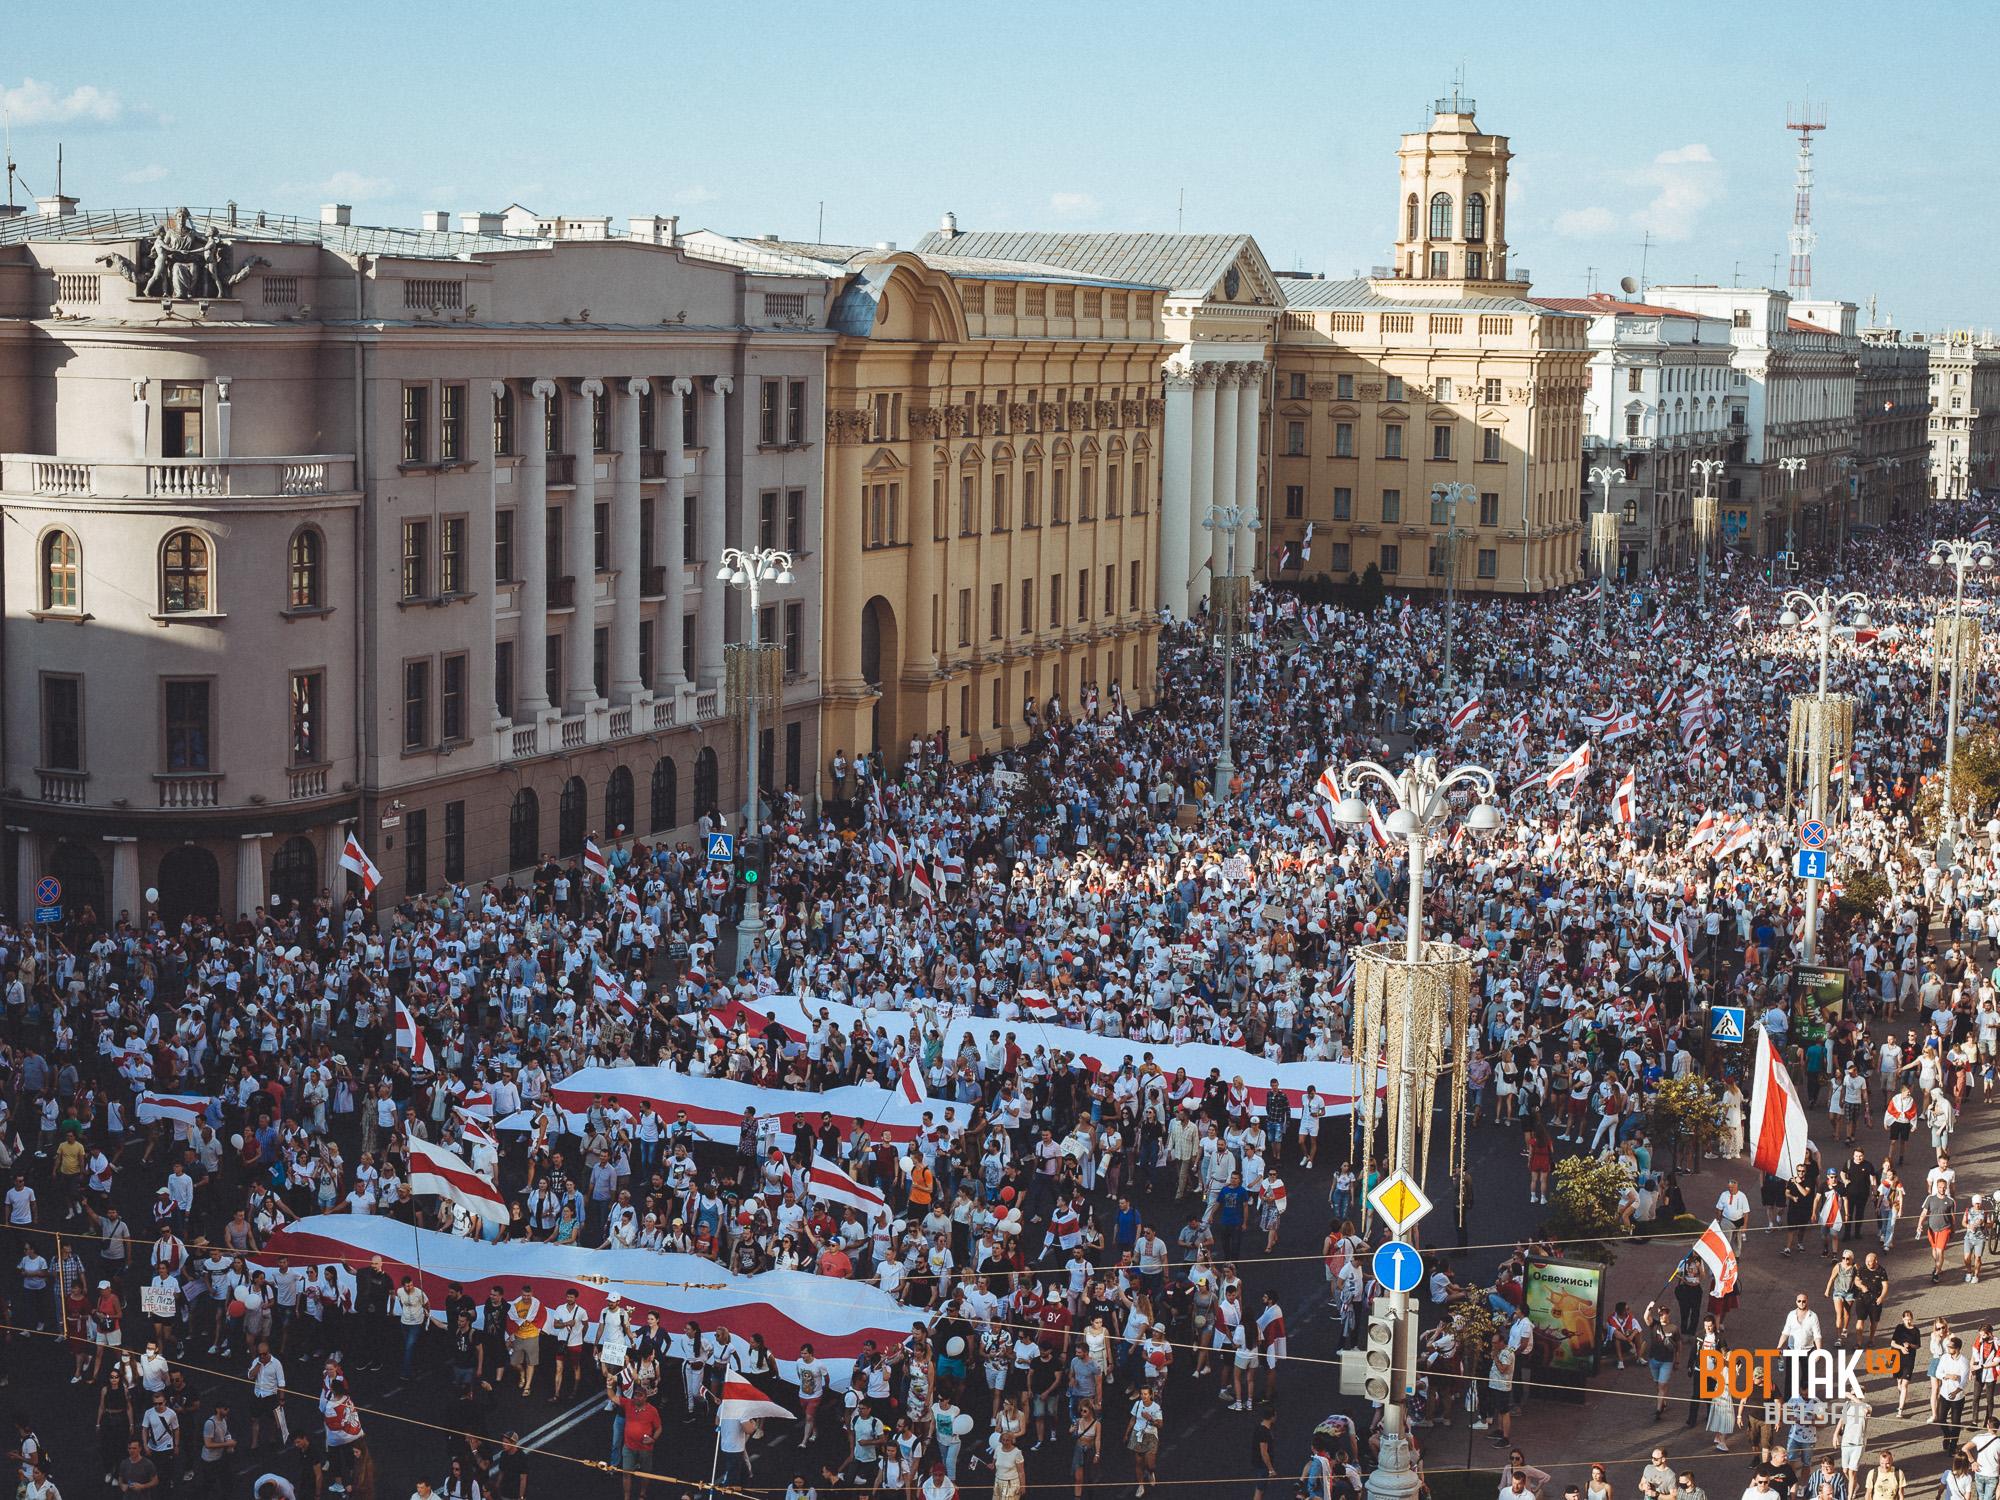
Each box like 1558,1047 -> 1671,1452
1648,1074 -> 1725,1172
1547,1154 -> 1629,1264
1915,726 -> 2000,835
1356,563 -> 1386,615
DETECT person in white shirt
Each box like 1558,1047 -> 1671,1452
1716,1181 -> 1752,1253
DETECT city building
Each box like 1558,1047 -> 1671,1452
1268,96 -> 1591,595
1530,294 -> 1736,578
0,200 -> 829,924
1647,285 -> 1858,559
1920,329 -> 2000,523
686,230 -> 1167,765
1853,324 -> 1930,527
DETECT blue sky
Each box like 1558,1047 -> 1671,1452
6,0 -> 1992,327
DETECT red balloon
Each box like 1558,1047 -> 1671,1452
999,1186 -> 1016,1203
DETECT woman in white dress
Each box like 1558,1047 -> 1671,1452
1719,1080 -> 1745,1160
1836,1395 -> 1869,1492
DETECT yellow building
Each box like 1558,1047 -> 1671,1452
1269,95 -> 1591,595
692,235 -> 1168,763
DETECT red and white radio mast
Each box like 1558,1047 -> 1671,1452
1785,105 -> 1826,297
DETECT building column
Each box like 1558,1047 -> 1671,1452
659,378 -> 694,695
516,380 -> 555,719
483,382 -> 506,733
611,378 -> 649,702
566,380 -> 604,712
1189,365 -> 1219,607
1210,366 -> 1239,589
215,376 -> 234,459
697,377 -> 733,687
1236,362 -> 1263,569
9,828 -> 36,929
130,379 -> 149,457
105,836 -> 140,925
1160,366 -> 1195,617
235,832 -> 268,921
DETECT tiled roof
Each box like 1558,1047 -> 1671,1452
1280,276 -> 1557,316
689,232 -> 1154,287
1532,295 -> 1709,319
911,230 -> 1250,297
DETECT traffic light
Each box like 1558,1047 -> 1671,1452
735,837 -> 765,890
1362,1296 -> 1405,1405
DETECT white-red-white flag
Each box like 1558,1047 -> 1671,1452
593,968 -> 640,1021
1692,1219 -> 1738,1295
908,863 -> 937,906
1018,988 -> 1056,1018
1714,819 -> 1757,861
340,832 -> 383,897
1314,766 -> 1342,804
1730,605 -> 1752,629
394,998 -> 434,1073
405,1135 -> 508,1225
717,1373 -> 795,1422
1611,769 -> 1636,826
1602,712 -> 1642,744
897,1057 -> 923,1105
1687,809 -> 1721,847
583,836 -> 610,885
1546,742 -> 1592,792
1305,801 -> 1340,848
1447,699 -> 1483,735
806,1152 -> 890,1223
136,1092 -> 216,1131
1750,1027 -> 1809,1179
1365,803 -> 1391,851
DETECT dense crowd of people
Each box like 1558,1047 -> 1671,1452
0,509 -> 1997,1500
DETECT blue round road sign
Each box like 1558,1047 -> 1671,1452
1372,1239 -> 1424,1294
1800,820 -> 1827,851
34,876 -> 59,906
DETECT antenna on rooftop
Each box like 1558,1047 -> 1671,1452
1177,188 -> 1184,234
1785,103 -> 1826,297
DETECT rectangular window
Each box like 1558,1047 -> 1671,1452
1077,568 -> 1090,620
590,388 -> 608,452
288,669 -> 322,766
1051,573 -> 1064,628
1431,423 -> 1452,460
638,387 -> 656,452
401,385 -> 429,464
439,517 -> 466,594
1628,369 -> 1644,393
758,605 -> 777,658
1337,374 -> 1354,400
1285,420 -> 1306,456
992,676 -> 1004,728
1465,250 -> 1484,280
785,720 -> 802,791
545,634 -> 561,710
1477,548 -> 1498,579
42,675 -> 81,771
439,384 -> 465,462
1381,488 -> 1401,524
1385,377 -> 1405,403
162,383 -> 204,458
592,626 -> 608,699
1433,378 -> 1452,402
1131,460 -> 1146,514
1051,468 -> 1068,524
1288,373 -> 1306,399
638,619 -> 654,688
402,659 -> 430,751
401,519 -> 430,599
989,581 -> 1003,640
1380,544 -> 1400,575
992,472 -> 1009,530
1021,577 -> 1034,633
1428,545 -> 1447,577
1023,470 -> 1040,527
682,615 -> 695,682
786,380 -> 806,444
1479,491 -> 1500,526
683,494 -> 697,564
495,509 -> 516,582
405,808 -> 428,896
441,652 -> 467,742
1328,542 -> 1351,573
1626,413 -> 1641,436
957,588 -> 972,647
1481,426 -> 1502,461
785,488 -> 804,553
492,386 -> 515,457
760,379 -> 780,446
1284,484 -> 1305,518
960,477 -> 976,535
640,499 -> 657,573
1334,421 -> 1354,456
682,386 -> 697,445
494,640 -> 514,720
1483,378 -> 1502,403
784,601 -> 803,675
1104,564 -> 1116,617
1106,464 -> 1122,518
1429,249 -> 1450,277
444,801 -> 465,883
759,490 -> 779,551
1383,424 -> 1403,459
1129,560 -> 1142,611
1333,486 -> 1352,520
1079,467 -> 1095,521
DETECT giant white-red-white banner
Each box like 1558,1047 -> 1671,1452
261,1216 -> 909,1387
547,1066 -> 959,1149
712,994 -> 1365,1114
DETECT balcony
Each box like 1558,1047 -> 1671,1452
500,686 -> 719,762
37,769 -> 88,805
549,575 -> 577,610
639,450 -> 668,480
155,773 -> 223,809
642,564 -> 668,597
694,688 -> 720,719
287,766 -> 329,800
546,454 -> 576,485
1,454 -> 357,501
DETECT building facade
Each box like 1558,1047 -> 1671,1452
0,202 -> 828,925
1532,295 -> 1735,578
1268,98 -> 1591,596
1921,330 -> 2000,519
1854,328 -> 1930,526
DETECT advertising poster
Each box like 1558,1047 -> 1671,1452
1523,1258 -> 1603,1375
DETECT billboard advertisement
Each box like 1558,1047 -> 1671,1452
1522,1258 -> 1604,1376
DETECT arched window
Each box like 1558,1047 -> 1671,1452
558,776 -> 586,857
693,747 -> 720,821
270,836 -> 317,915
288,527 -> 323,609
508,788 -> 539,869
1429,192 -> 1454,241
604,765 -> 635,837
650,758 -> 678,833
1405,194 -> 1419,241
161,529 -> 211,614
1465,193 -> 1486,243
41,529 -> 80,611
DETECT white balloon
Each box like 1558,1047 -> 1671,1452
145,887 -> 160,903
953,1413 -> 975,1436
945,1336 -> 965,1357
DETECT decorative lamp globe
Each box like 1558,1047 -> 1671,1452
1333,795 -> 1368,827
1467,802 -> 1502,833
1385,807 -> 1419,838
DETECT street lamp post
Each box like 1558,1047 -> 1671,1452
1330,753 -> 1500,1500
1202,503 -> 1259,803
1691,458 -> 1726,613
1928,536 -> 1995,839
1588,464 -> 1625,638
1429,481 -> 1476,696
1779,586 -> 1871,964
715,544 -> 795,946
1778,456 -> 1806,567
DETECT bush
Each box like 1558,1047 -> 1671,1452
1648,1074 -> 1725,1169
1548,1154 -> 1630,1264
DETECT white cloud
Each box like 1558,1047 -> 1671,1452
1048,191 -> 1099,217
0,77 -> 125,128
1555,206 -> 1618,238
1629,144 -> 1721,242
1653,143 -> 1715,166
121,164 -> 169,185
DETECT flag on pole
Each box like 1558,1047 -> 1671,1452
1973,516 -> 1992,540
593,968 -> 641,1021
1329,965 -> 1354,1008
1397,602 -> 1414,640
1611,770 -> 1636,826
908,863 -> 937,906
717,1373 -> 795,1423
1692,1220 -> 1739,1295
1447,699 -> 1483,735
1018,988 -> 1056,1018
1750,1028 -> 1810,1179
1714,819 -> 1757,861
1546,742 -> 1592,792
1507,710 -> 1530,742
1314,766 -> 1343,804
1365,803 -> 1391,851
454,1110 -> 500,1152
1650,611 -> 1670,640
339,831 -> 383,897
1730,605 -> 1752,629
806,1153 -> 891,1222
582,836 -> 610,885
394,998 -> 434,1074
1687,809 -> 1720,847
1602,712 -> 1642,743
1646,915 -> 1694,985
1305,801 -> 1340,848
405,1135 -> 509,1225
884,832 -> 907,879
898,1057 -> 923,1105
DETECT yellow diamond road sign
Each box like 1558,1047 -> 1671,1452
1367,1171 -> 1432,1233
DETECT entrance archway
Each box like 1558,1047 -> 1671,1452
860,595 -> 900,755
270,835 -> 317,917
157,844 -> 221,928
49,841 -> 105,930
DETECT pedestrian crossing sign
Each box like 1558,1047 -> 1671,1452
1711,1005 -> 1746,1044
1366,1171 -> 1432,1233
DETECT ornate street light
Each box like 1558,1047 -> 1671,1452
715,545 -> 794,945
